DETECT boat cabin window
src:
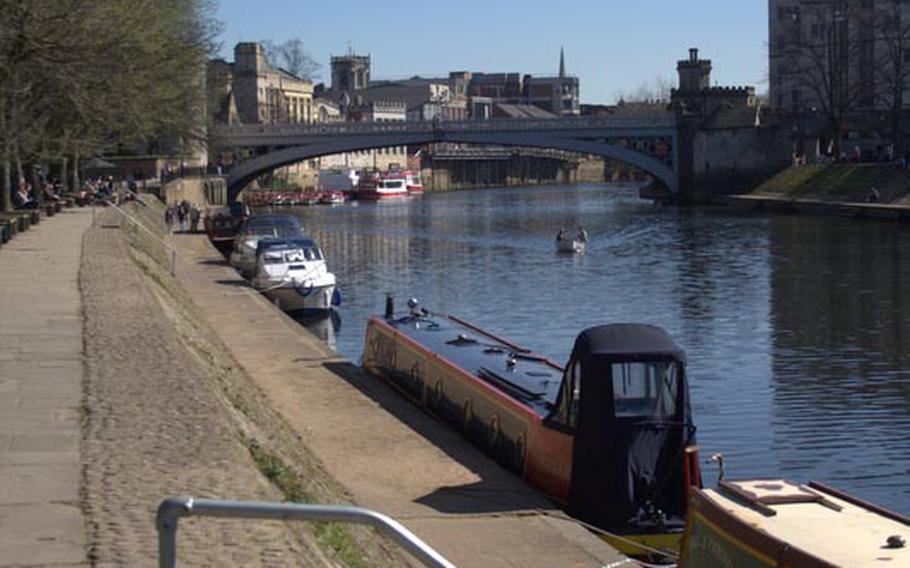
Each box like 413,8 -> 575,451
611,361 -> 679,419
261,247 -> 322,264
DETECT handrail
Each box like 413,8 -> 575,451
105,200 -> 177,275
156,497 -> 457,568
215,114 -> 677,140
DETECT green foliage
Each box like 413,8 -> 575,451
246,439 -> 372,568
0,0 -> 222,210
754,164 -> 910,202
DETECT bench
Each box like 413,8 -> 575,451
0,213 -> 22,236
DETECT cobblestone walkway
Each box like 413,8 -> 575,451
80,225 -> 325,566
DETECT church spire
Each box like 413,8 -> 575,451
559,46 -> 566,78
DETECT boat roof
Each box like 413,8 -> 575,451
257,236 -> 319,250
574,324 -> 686,363
699,479 -> 909,567
380,313 -> 564,417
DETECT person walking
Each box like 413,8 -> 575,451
189,204 -> 201,233
165,204 -> 174,233
176,204 -> 186,232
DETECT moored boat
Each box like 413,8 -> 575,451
229,214 -> 304,279
678,478 -> 909,567
362,298 -> 700,559
204,206 -> 243,252
356,173 -> 410,200
318,189 -> 346,205
250,236 -> 338,312
405,171 -> 424,195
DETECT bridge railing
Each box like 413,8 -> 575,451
216,114 -> 677,141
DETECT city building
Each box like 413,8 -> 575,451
769,0 -> 910,112
522,48 -> 580,115
330,53 -> 371,93
672,48 -> 756,117
318,98 -> 409,171
231,42 -> 314,124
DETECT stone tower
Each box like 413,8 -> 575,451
331,53 -> 371,93
676,48 -> 711,94
233,43 -> 268,124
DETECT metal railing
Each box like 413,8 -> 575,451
216,114 -> 677,142
103,199 -> 177,275
156,497 -> 457,568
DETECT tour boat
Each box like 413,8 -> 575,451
356,173 -> 410,201
250,236 -> 339,312
363,298 -> 701,559
405,171 -> 424,195
678,478 -> 909,567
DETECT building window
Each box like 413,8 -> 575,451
791,89 -> 801,107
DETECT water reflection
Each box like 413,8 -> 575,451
294,310 -> 342,351
767,217 -> 910,505
285,183 -> 910,512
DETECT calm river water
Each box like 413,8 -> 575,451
286,182 -> 910,513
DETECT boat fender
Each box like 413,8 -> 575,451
332,288 -> 342,306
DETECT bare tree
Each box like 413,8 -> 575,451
615,76 -> 674,104
874,2 -> 910,158
261,39 -> 320,81
786,1 -> 865,156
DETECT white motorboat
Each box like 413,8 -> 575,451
250,237 -> 338,312
229,214 -> 303,278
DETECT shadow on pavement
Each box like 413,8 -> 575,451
321,360 -> 555,516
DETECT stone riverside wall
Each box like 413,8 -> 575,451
78,216 -> 405,566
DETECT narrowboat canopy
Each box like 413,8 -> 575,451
572,324 -> 686,364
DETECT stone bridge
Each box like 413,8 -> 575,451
215,115 -> 680,202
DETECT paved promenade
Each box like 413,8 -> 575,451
0,208 -> 92,567
170,233 -> 627,568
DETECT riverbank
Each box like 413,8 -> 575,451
36,196 -> 625,566
164,208 -> 627,567
722,164 -> 910,220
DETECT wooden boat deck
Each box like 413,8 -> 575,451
699,479 -> 909,567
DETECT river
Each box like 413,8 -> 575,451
285,182 -> 910,513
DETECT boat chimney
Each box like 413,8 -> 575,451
385,294 -> 394,319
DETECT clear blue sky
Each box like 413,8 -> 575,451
215,1 -> 768,104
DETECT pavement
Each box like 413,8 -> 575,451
0,208 -> 93,567
724,193 -> 910,220
169,232 -> 628,568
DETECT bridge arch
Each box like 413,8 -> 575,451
224,124 -> 678,203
